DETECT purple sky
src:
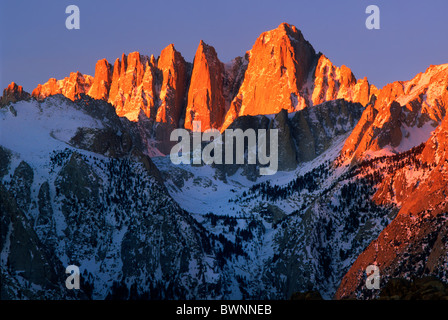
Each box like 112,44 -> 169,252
1,0 -> 447,93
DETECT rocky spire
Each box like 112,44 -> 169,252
1,82 -> 30,107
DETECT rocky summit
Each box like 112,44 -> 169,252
1,22 -> 448,300
20,23 -> 378,155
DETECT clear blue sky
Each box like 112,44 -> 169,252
1,0 -> 447,93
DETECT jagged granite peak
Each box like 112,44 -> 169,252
32,71 -> 94,101
153,44 -> 189,154
335,119 -> 448,299
0,182 -> 83,299
221,23 -> 375,131
1,95 -> 272,299
221,22 -> 318,131
107,51 -> 154,121
110,54 -> 126,111
0,82 -> 31,107
26,45 -> 187,154
184,40 -> 226,131
99,46 -> 186,127
155,44 -> 188,125
23,22 -> 378,155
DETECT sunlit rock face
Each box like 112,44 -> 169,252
32,71 -> 93,101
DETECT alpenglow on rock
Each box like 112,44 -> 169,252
24,23 -> 376,156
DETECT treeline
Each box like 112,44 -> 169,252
347,143 -> 429,179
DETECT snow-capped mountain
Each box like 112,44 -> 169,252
336,113 -> 448,299
2,95 -> 380,299
0,96 -> 238,299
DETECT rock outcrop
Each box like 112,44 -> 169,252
221,23 -> 377,130
26,23 -> 376,155
335,115 -> 448,300
0,82 -> 30,107
32,71 -> 94,101
153,44 -> 189,154
211,99 -> 364,180
88,59 -> 112,101
17,23 -> 447,165
290,99 -> 364,163
154,44 -> 188,127
108,52 -> 154,121
85,47 -> 188,154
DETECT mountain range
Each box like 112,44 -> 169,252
1,22 -> 447,300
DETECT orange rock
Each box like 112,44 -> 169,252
155,44 -> 187,126
221,23 -> 375,131
138,59 -> 158,119
66,71 -> 94,100
26,23 -> 448,160
312,55 -> 354,105
107,52 -> 153,121
184,40 -> 226,131
88,59 -> 112,101
1,82 -> 30,106
32,78 -> 59,100
340,104 -> 378,160
108,57 -> 123,107
228,23 -> 316,119
340,64 -> 448,162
